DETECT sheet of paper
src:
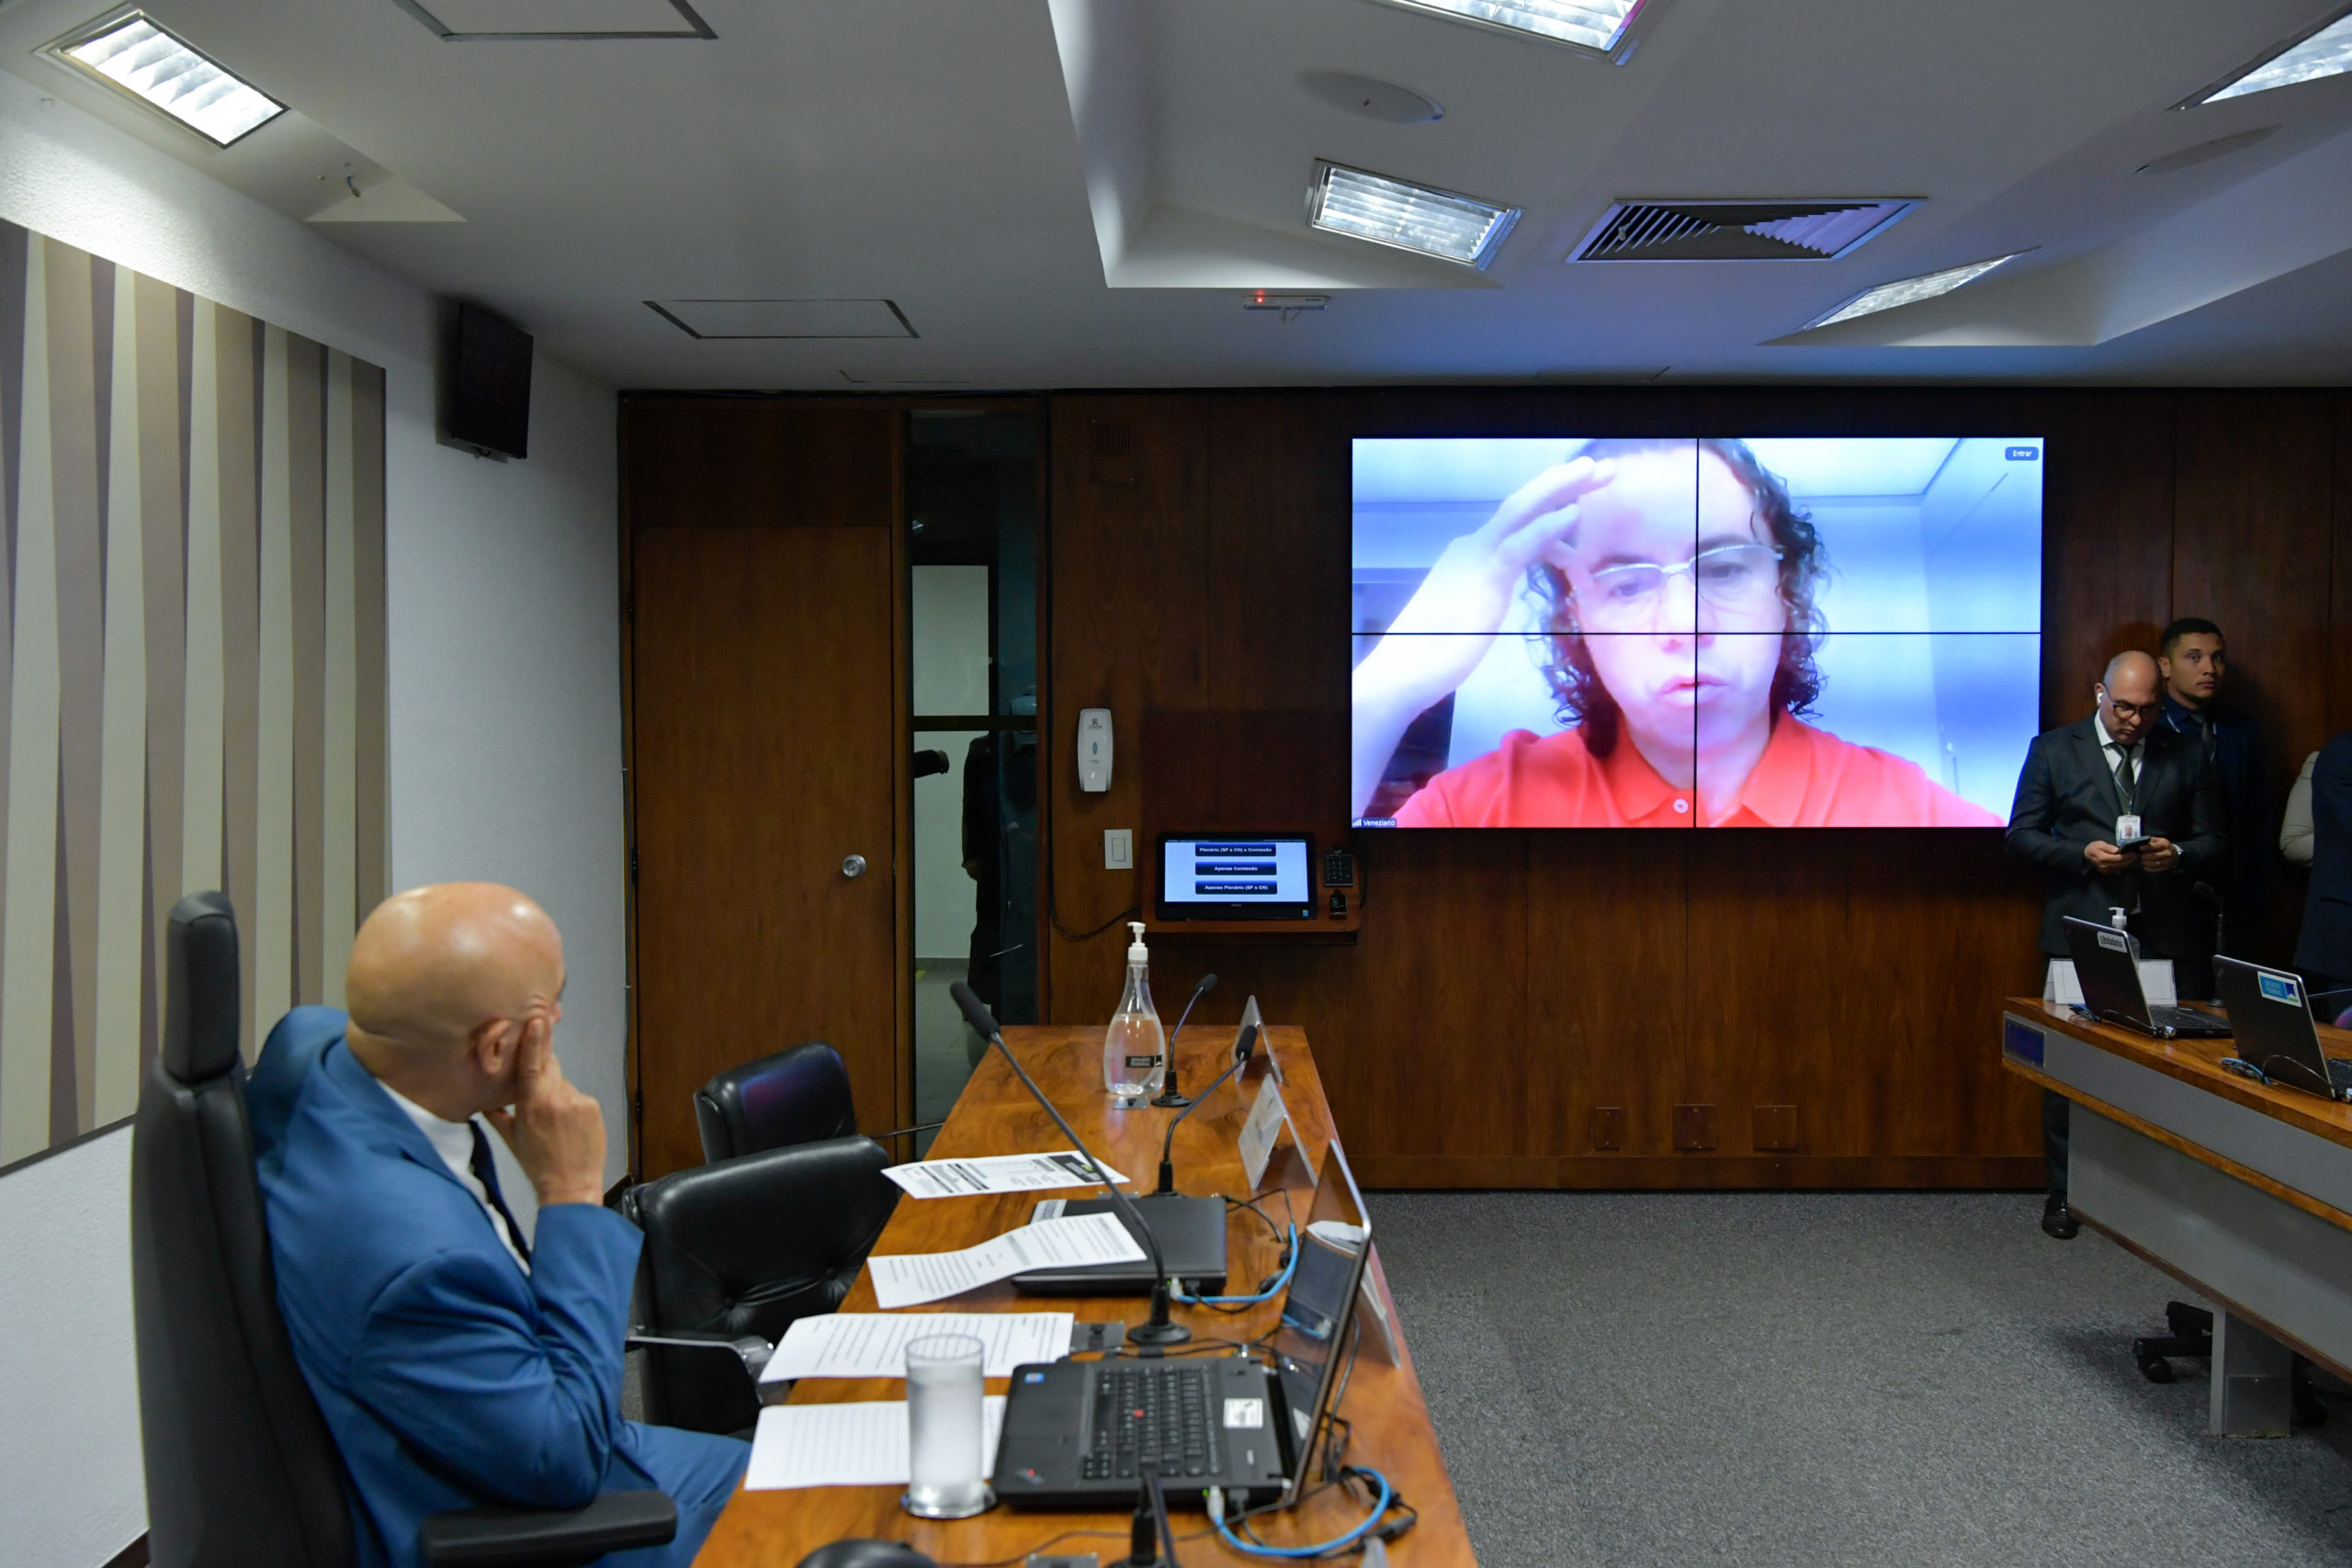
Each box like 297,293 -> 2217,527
761,1311 -> 1075,1383
865,1211 -> 1146,1309
882,1150 -> 1126,1200
744,1396 -> 1007,1490
1238,1073 -> 1298,1190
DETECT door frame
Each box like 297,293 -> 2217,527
617,393 -> 1048,1178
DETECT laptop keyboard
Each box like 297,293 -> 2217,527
2149,1005 -> 2227,1032
2328,1058 -> 2352,1094
1082,1364 -> 1225,1483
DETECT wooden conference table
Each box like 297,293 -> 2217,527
2000,998 -> 2352,1434
692,1024 -> 1477,1566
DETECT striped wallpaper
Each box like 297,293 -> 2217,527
0,221 -> 388,1170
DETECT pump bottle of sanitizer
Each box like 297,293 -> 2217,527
1103,921 -> 1166,1102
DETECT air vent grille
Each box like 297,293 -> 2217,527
1572,199 -> 1915,262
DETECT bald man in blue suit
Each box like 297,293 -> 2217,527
248,883 -> 747,1568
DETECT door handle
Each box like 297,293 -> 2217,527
842,854 -> 867,879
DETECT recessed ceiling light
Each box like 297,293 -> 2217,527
1362,0 -> 1651,58
44,11 -> 285,146
1306,161 -> 1521,269
1804,252 -> 2029,331
2188,7 -> 2352,104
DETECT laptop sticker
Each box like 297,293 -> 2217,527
2259,973 -> 2303,1006
2097,930 -> 2130,952
1224,1397 -> 1264,1429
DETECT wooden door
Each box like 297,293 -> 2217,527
627,406 -> 904,1179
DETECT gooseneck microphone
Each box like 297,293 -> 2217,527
948,981 -> 1190,1347
1151,1021 -> 1258,1198
1149,973 -> 1217,1108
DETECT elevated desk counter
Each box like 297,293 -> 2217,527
692,1024 -> 1477,1566
2000,998 -> 2352,1434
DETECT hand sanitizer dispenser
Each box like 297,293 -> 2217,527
1077,708 -> 1113,793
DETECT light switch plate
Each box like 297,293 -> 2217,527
1104,828 -> 1133,869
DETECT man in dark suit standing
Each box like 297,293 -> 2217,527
2007,651 -> 2225,1238
2156,617 -> 2269,962
2295,728 -> 2352,1017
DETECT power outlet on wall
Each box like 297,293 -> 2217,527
1103,829 -> 1133,870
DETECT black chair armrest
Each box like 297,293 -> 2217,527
419,1490 -> 676,1568
626,1329 -> 774,1381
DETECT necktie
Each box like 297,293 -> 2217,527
468,1120 -> 533,1267
2112,745 -> 2136,811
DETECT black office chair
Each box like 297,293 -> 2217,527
621,1135 -> 900,1435
693,1041 -> 937,1163
131,890 -> 677,1568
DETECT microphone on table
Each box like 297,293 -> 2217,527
949,981 -> 1190,1347
1150,973 -> 1218,1108
1151,1019 -> 1260,1198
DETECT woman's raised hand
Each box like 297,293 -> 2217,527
1350,456 -> 1617,816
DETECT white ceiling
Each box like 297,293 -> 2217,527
7,0 -> 2352,388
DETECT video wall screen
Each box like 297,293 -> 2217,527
1351,436 -> 2042,828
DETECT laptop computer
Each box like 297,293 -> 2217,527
1012,1193 -> 1229,1295
992,1139 -> 1374,1511
2061,916 -> 2231,1039
2215,956 -> 2352,1100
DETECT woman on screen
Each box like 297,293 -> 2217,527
1350,437 -> 2000,828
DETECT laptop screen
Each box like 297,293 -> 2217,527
2062,917 -> 2152,1022
1265,1139 -> 1373,1503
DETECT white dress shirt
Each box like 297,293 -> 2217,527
379,1081 -> 532,1273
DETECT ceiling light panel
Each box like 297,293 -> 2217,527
46,12 -> 285,146
1306,161 -> 1521,269
2195,9 -> 2352,103
1804,253 -> 2027,330
1364,0 -> 1649,56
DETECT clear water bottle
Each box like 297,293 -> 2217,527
1103,921 -> 1166,1101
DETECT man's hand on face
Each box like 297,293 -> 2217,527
483,1013 -> 606,1208
2137,837 -> 2178,874
2084,840 -> 2138,874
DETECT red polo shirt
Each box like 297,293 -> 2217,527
1390,715 -> 2002,828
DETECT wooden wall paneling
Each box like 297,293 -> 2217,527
1204,395 -> 1351,714
1344,831 -> 1529,1170
1840,831 -> 2043,1158
626,403 -> 895,529
2173,392 -> 2335,961
1348,386 -> 1695,440
1684,831 -> 1849,1164
1525,831 -> 1687,1167
2019,390 -> 2176,730
1044,396 -> 1211,1022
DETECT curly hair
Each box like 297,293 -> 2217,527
1527,437 -> 1828,757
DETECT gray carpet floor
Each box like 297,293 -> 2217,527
1367,1191 -> 2352,1568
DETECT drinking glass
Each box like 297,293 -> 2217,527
901,1333 -> 993,1518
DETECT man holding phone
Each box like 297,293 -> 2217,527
2007,650 -> 2224,1237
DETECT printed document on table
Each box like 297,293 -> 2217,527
744,1396 -> 1007,1490
761,1311 -> 1075,1384
883,1150 -> 1129,1200
865,1212 -> 1146,1309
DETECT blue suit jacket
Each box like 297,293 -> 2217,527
249,1008 -> 745,1568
